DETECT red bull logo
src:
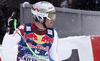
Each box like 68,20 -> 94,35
28,43 -> 49,51
25,33 -> 53,44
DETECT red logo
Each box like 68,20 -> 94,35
34,8 -> 39,12
0,57 -> 1,61
25,33 -> 53,44
48,6 -> 54,9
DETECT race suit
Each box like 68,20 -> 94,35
2,23 -> 58,61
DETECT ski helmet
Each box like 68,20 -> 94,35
31,1 -> 56,27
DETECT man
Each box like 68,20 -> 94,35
2,1 -> 58,61
61,0 -> 72,8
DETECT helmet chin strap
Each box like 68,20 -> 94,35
35,17 -> 47,28
42,17 -> 47,28
43,22 -> 47,28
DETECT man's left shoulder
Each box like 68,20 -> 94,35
47,28 -> 57,35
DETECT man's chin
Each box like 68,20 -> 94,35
47,25 -> 53,28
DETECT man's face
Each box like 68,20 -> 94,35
69,0 -> 72,4
45,18 -> 55,28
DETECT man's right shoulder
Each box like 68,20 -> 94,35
18,24 -> 25,30
18,23 -> 31,29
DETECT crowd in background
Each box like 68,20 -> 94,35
61,0 -> 100,11
0,0 -> 100,44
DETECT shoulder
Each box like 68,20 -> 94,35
47,28 -> 58,34
17,24 -> 25,30
54,29 -> 57,34
17,23 -> 31,35
54,29 -> 58,37
17,23 -> 32,30
47,28 -> 58,37
18,23 -> 32,29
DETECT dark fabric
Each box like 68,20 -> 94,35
72,0 -> 96,10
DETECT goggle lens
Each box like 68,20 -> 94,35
48,12 -> 56,20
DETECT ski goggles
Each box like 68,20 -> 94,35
47,11 -> 56,20
31,9 -> 56,20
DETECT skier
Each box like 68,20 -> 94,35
2,1 -> 58,61
61,0 -> 72,8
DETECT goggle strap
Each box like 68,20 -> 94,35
31,9 -> 54,20
31,9 -> 48,17
47,11 -> 56,13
